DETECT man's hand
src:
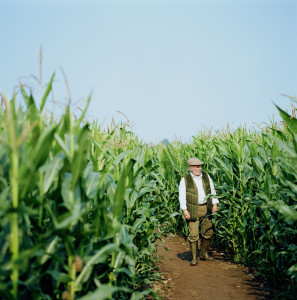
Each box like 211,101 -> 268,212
182,209 -> 191,220
212,204 -> 218,214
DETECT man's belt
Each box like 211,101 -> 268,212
198,203 -> 207,206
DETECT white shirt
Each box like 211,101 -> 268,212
179,172 -> 219,210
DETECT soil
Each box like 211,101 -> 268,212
151,234 -> 273,300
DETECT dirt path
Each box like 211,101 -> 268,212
152,234 -> 272,300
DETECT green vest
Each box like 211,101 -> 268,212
184,172 -> 213,221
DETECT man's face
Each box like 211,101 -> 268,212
190,165 -> 202,176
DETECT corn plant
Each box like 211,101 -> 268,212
1,70 -> 296,298
154,106 -> 297,294
0,75 -> 165,299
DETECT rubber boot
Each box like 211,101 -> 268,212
190,242 -> 198,266
200,238 -> 213,261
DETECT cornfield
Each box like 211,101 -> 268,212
154,104 -> 297,295
0,74 -> 296,299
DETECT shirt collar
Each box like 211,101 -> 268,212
190,172 -> 203,179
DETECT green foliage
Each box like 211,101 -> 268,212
153,103 -> 297,293
0,78 -> 163,299
1,74 -> 296,298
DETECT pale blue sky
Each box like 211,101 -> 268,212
1,0 -> 296,143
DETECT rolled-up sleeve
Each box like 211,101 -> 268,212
178,178 -> 187,210
208,175 -> 219,205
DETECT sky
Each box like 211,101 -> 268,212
1,0 -> 297,143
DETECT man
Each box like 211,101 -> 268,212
179,157 -> 219,266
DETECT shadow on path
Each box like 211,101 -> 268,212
151,234 -> 274,300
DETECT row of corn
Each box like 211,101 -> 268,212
1,73 -> 296,299
154,101 -> 297,296
0,75 -> 179,299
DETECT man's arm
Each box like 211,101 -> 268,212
208,175 -> 219,213
179,178 -> 191,220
